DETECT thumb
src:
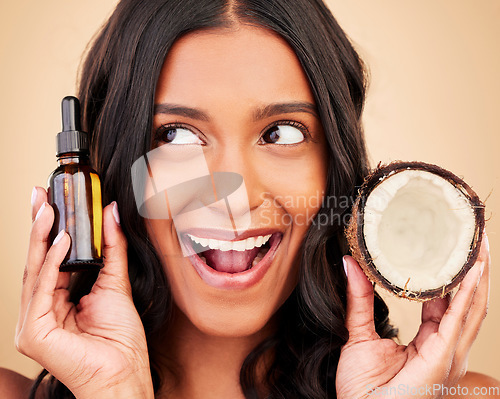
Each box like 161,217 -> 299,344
344,255 -> 378,342
95,201 -> 131,295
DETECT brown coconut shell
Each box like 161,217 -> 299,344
346,161 -> 485,301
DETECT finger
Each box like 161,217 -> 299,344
24,231 -> 71,324
52,289 -> 75,330
422,294 -> 451,325
55,272 -> 72,290
344,255 -> 378,342
26,201 -> 53,287
31,186 -> 48,222
452,232 -> 490,364
412,294 -> 451,349
18,202 -> 55,335
29,188 -> 71,294
92,202 -> 131,295
437,257 -> 484,350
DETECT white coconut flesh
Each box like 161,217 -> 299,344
363,170 -> 476,292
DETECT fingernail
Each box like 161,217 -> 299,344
53,229 -> 65,245
35,202 -> 46,221
483,233 -> 489,252
112,201 -> 120,225
480,261 -> 485,277
343,256 -> 348,278
31,187 -> 37,206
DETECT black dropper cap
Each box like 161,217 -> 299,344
56,96 -> 89,156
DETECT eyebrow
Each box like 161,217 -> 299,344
154,103 -> 210,121
253,102 -> 319,120
153,101 -> 319,121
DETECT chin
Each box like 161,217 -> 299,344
172,275 -> 295,339
191,310 -> 273,338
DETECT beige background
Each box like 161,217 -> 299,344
1,0 -> 499,380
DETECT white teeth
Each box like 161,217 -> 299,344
199,255 -> 207,263
187,233 -> 272,252
232,240 -> 247,251
252,252 -> 265,268
245,237 -> 256,250
219,240 -> 232,251
198,237 -> 209,247
191,235 -> 210,247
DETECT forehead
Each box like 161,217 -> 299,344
155,24 -> 315,106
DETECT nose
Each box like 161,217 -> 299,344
205,142 -> 265,220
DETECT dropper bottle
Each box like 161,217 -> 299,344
48,96 -> 103,272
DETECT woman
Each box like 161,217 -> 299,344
1,0 -> 496,398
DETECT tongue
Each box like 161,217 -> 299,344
203,246 -> 262,273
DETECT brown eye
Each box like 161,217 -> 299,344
157,126 -> 203,145
261,124 -> 306,145
164,128 -> 177,143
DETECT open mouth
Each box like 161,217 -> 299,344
182,232 -> 282,274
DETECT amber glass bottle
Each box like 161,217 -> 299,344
48,96 -> 103,272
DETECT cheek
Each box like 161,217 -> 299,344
257,150 -> 328,227
145,219 -> 184,287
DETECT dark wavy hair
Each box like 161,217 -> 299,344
30,0 -> 397,397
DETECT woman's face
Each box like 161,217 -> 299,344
146,24 -> 328,337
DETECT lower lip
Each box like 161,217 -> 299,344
185,233 -> 282,290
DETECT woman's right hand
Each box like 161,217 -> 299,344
15,187 -> 154,399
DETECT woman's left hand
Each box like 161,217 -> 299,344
336,232 -> 490,399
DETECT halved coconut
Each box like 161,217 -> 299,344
346,161 -> 485,301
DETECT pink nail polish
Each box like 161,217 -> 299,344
112,201 -> 121,225
35,202 -> 46,221
53,229 -> 65,245
31,187 -> 37,206
343,256 -> 348,278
